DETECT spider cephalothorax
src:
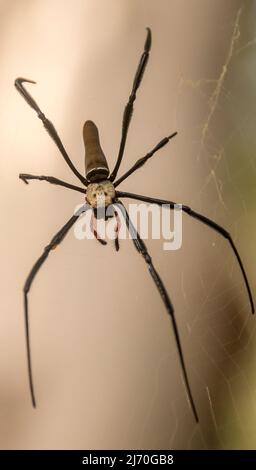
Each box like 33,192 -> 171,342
86,180 -> 115,208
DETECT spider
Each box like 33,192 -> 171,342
15,28 -> 254,423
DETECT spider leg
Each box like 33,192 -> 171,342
15,78 -> 88,186
23,207 -> 86,407
109,28 -> 152,182
116,191 -> 255,315
19,174 -> 86,194
114,132 -> 177,187
90,212 -> 107,245
117,201 -> 199,422
114,209 -> 121,251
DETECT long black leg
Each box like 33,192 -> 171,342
114,132 -> 177,187
24,209 -> 84,407
20,173 -> 86,194
117,191 -> 255,314
109,28 -> 152,182
15,78 -> 88,186
117,201 -> 199,422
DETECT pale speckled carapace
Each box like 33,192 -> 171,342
86,180 -> 115,209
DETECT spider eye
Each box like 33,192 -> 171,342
93,193 -> 96,198
104,191 -> 108,196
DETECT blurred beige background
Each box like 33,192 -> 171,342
1,0 -> 256,449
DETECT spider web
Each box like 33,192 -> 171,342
144,4 -> 256,450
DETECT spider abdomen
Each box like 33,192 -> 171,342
83,120 -> 109,182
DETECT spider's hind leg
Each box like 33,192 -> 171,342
15,78 -> 87,185
109,28 -> 152,182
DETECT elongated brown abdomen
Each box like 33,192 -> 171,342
83,120 -> 109,182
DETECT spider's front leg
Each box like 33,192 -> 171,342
114,209 -> 121,251
117,200 -> 199,423
15,78 -> 87,185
